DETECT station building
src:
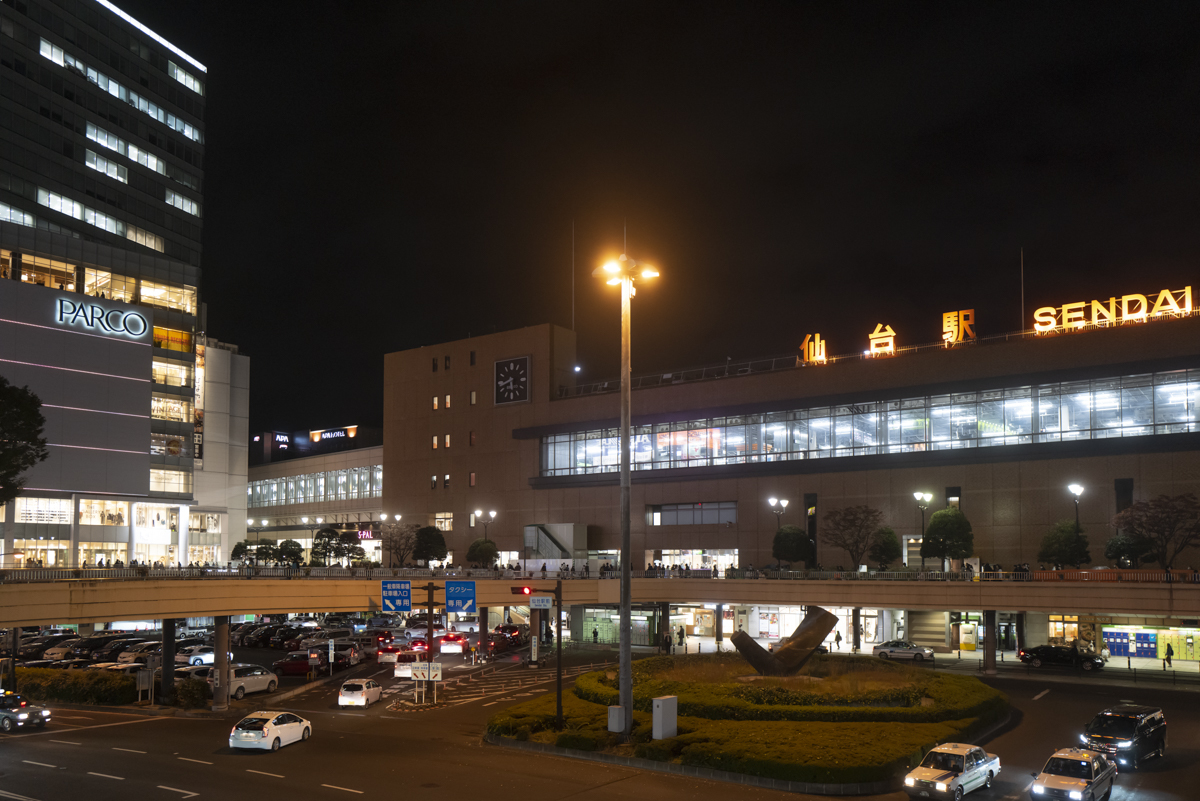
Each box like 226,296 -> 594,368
382,283 -> 1200,653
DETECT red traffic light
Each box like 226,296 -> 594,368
511,586 -> 532,595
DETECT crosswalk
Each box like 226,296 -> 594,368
383,662 -> 608,707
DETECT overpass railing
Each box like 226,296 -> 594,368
1,566 -> 1197,584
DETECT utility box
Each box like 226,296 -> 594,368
607,705 -> 625,733
653,695 -> 678,740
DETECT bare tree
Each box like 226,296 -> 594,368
1111,494 -> 1200,570
822,505 -> 884,569
382,522 -> 419,567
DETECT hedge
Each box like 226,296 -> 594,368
12,668 -> 137,705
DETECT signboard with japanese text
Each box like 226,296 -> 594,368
445,580 -> 475,613
382,580 -> 411,613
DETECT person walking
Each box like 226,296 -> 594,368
1166,642 -> 1174,667
677,626 -> 685,646
834,630 -> 842,650
592,627 -> 599,644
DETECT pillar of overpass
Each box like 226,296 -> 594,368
715,603 -> 724,645
213,616 -> 230,711
983,610 -> 997,674
160,617 -> 176,703
852,607 -> 861,653
1015,612 -> 1026,652
503,605 -> 510,625
659,602 -> 671,649
478,604 -> 488,638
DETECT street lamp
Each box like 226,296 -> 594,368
913,493 -> 932,569
1068,484 -> 1084,532
474,509 -> 497,541
301,516 -> 323,566
245,518 -> 268,567
768,498 -> 789,568
593,252 -> 659,741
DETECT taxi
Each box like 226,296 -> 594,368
904,743 -> 1000,800
1030,747 -> 1116,801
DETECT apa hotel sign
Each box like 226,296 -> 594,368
1033,286 -> 1192,333
55,298 -> 148,338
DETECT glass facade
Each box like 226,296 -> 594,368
247,465 -> 383,508
541,369 -> 1200,476
79,499 -> 128,526
648,502 -> 737,526
14,498 -> 72,524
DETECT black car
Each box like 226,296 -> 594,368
268,627 -> 303,649
15,634 -> 76,660
1018,645 -> 1105,671
494,624 -> 530,645
71,633 -> 134,657
237,626 -> 273,647
91,638 -> 147,661
1081,704 -> 1167,769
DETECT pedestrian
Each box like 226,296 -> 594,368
1166,642 -> 1174,667
834,630 -> 842,650
677,625 -> 685,646
592,627 -> 599,644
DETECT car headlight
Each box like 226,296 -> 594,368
1068,792 -> 1082,801
935,783 -> 947,792
1080,734 -> 1089,743
1032,784 -> 1045,795
41,710 -> 50,716
905,777 -> 915,787
17,713 -> 28,719
1116,740 -> 1132,748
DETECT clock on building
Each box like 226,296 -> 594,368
494,356 -> 530,404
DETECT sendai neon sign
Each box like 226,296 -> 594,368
1033,286 -> 1192,333
55,298 -> 148,337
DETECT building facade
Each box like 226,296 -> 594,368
0,0 -> 243,566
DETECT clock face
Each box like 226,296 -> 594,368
494,356 -> 530,404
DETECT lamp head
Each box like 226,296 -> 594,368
490,510 -> 497,519
261,519 -> 268,526
246,518 -> 253,526
475,509 -> 483,518
301,517 -> 309,524
913,492 -> 923,501
1068,484 -> 1084,497
316,517 -> 323,524
923,493 -> 932,503
380,513 -> 388,521
768,497 -> 778,507
603,260 -> 621,274
780,499 -> 789,508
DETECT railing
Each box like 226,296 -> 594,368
1,566 -> 1197,584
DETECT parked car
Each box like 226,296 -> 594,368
904,743 -> 1000,799
228,711 -> 311,751
874,641 -> 936,662
176,645 -> 219,666
42,639 -> 81,660
0,691 -> 52,732
175,665 -> 213,683
269,627 -> 303,649
105,663 -> 145,676
337,679 -> 382,708
244,626 -> 287,648
118,642 -> 163,664
1018,645 -> 1105,671
50,658 -> 93,670
91,638 -> 148,662
1029,747 -> 1116,801
273,652 -> 324,676
211,664 -> 278,700
16,634 -> 77,660
71,633 -> 133,658
1080,704 -> 1167,768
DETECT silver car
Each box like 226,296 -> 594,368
873,640 -> 935,661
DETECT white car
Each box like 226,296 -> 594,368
337,679 -> 383,707
1030,747 -> 1116,801
874,640 -> 935,662
118,642 -> 161,664
904,743 -> 1000,800
404,624 -> 447,640
176,645 -> 214,665
174,665 -> 212,683
43,639 -> 80,660
209,664 -> 278,700
229,711 -> 311,751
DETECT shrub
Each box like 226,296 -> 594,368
14,668 -> 137,705
556,730 -> 608,751
175,678 -> 210,709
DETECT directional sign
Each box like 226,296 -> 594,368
445,580 -> 476,613
411,662 -> 443,682
382,580 -> 411,612
530,596 -> 552,609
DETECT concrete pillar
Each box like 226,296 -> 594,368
1016,612 -> 1027,651
660,602 -> 671,650
852,607 -> 862,652
478,605 -> 488,656
160,617 -> 176,702
77,622 -> 95,637
983,610 -> 997,675
177,504 -> 190,566
715,603 -> 724,643
502,605 -> 510,625
213,616 -> 230,711
69,494 -> 80,567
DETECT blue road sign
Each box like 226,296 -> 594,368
382,580 -> 411,613
445,580 -> 476,614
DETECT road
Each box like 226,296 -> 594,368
0,660 -> 1195,801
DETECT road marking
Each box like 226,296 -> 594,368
247,769 -> 285,778
321,784 -> 364,794
0,790 -> 42,801
88,772 -> 125,780
1033,689 -> 1050,700
49,740 -> 81,745
158,787 -> 199,799
113,747 -> 146,753
338,713 -> 365,717
57,715 -> 93,720
7,716 -> 166,739
482,702 -> 498,706
178,757 -> 212,764
21,760 -> 56,768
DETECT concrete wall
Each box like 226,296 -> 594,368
192,342 -> 250,559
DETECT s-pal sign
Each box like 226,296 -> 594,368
1033,286 -> 1192,332
56,298 -> 149,337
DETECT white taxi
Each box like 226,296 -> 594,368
229,711 -> 312,751
1030,747 -> 1116,801
904,743 -> 1000,800
337,679 -> 383,707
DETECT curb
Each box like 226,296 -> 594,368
483,733 -> 893,796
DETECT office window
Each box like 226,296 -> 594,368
435,512 -> 453,531
445,394 -> 451,409
444,434 -> 451,448
469,431 -> 476,446
84,268 -> 136,302
469,472 -> 476,487
0,202 -> 34,228
430,475 -> 437,490
470,391 -> 477,405
432,358 -> 438,373
647,502 -> 737,526
431,435 -> 438,450
946,487 -> 961,509
85,149 -> 127,183
470,350 -> 476,366
444,474 -> 451,489
169,60 -> 204,95
153,327 -> 193,353
19,254 -> 75,290
150,468 -> 192,494
432,395 -> 438,411
166,189 -> 200,217
38,187 -> 163,252
445,356 -> 451,370
15,498 -> 72,524
141,280 -> 197,315
470,513 -> 476,527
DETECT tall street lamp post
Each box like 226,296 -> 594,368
912,493 -> 931,569
301,516 -> 323,565
1068,484 -> 1084,532
768,497 -> 788,568
475,509 -> 497,541
593,253 -> 659,741
245,518 -> 268,568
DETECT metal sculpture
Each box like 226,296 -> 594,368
730,605 -> 839,676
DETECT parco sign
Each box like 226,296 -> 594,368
56,298 -> 148,337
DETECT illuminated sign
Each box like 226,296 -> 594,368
800,333 -> 826,364
321,430 -> 346,440
55,298 -> 148,337
274,433 -> 290,442
867,324 -> 896,356
310,426 -> 357,443
942,309 -> 975,344
1033,286 -> 1192,332
358,530 -> 375,540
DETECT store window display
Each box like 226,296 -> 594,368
79,499 -> 128,526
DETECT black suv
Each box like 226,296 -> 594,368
1018,644 -> 1105,671
1081,704 -> 1167,769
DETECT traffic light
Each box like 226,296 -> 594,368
511,586 -> 532,595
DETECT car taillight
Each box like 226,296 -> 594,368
261,728 -> 269,738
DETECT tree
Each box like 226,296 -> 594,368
230,541 -> 249,561
1104,531 -> 1153,568
1037,521 -> 1091,568
277,539 -> 304,564
821,505 -> 884,569
311,527 -> 341,566
921,507 -> 974,566
382,522 -> 419,567
1111,494 -> 1200,569
868,527 -> 903,570
0,375 -> 49,507
466,538 -> 498,566
772,524 -> 814,568
254,539 -> 279,563
414,526 -> 448,564
335,531 -> 366,564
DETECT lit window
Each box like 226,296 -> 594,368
444,434 -> 450,448
432,435 -> 438,450
153,327 -> 193,353
152,394 -> 194,422
150,468 -> 192,494
169,60 -> 204,95
469,513 -> 476,527
445,394 -> 451,409
0,202 -> 35,228
470,391 -> 477,405
647,502 -> 738,526
430,475 -> 437,489
469,472 -> 476,487
19,254 -> 75,290
85,150 -> 127,183
150,432 -> 191,456
141,279 -> 197,315
85,268 -> 136,302
444,474 -> 450,489
152,360 -> 194,388
435,512 -> 453,531
165,190 -> 200,217
15,498 -> 72,524
79,500 -> 129,526
36,187 -> 163,251
445,356 -> 451,370
432,395 -> 438,410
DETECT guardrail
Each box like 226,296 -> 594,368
1,566 -> 1197,584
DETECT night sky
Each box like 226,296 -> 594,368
118,1 -> 1200,433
